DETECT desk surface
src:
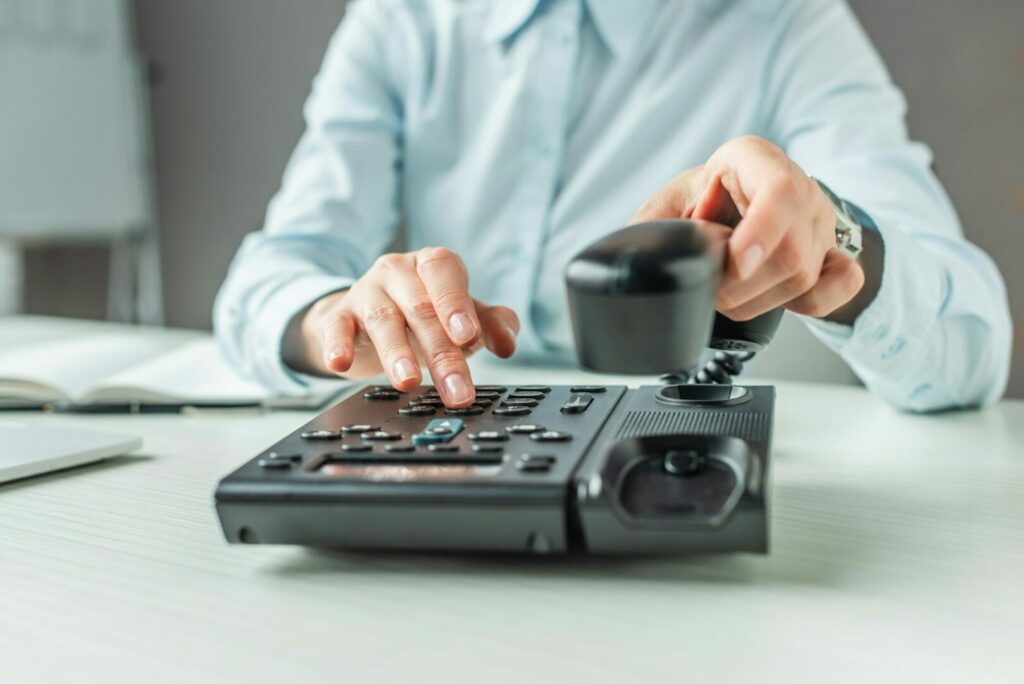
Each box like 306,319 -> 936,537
2,316 -> 1023,683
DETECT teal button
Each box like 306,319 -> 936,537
411,418 -> 465,446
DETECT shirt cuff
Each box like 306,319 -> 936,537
255,274 -> 355,395
802,219 -> 946,403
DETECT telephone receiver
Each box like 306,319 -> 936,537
565,219 -> 784,375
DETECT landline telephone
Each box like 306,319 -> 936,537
214,219 -> 780,554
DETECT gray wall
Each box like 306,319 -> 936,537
134,0 -> 347,327
25,0 -> 1024,397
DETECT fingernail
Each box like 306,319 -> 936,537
326,347 -> 346,366
392,358 -> 418,384
443,373 -> 472,405
448,312 -> 475,344
739,244 -> 764,280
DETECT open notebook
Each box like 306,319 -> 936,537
0,333 -> 347,410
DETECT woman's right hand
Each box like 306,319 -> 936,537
286,247 -> 520,408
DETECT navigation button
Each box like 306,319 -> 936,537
412,418 -> 465,446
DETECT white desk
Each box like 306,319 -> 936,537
2,317 -> 1023,683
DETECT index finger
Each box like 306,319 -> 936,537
415,247 -> 481,348
629,167 -> 707,224
726,177 -> 800,280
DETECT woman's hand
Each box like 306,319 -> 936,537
287,247 -> 519,407
632,135 -> 867,322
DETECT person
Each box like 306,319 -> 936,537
215,0 -> 1012,412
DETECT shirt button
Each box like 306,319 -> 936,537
881,337 -> 907,360
870,325 -> 888,342
910,383 -> 932,399
558,32 -> 573,47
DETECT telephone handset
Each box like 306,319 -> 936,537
564,219 -> 784,379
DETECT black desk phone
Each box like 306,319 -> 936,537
215,220 -> 782,554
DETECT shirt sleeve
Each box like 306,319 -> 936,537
761,0 -> 1013,411
213,0 -> 406,394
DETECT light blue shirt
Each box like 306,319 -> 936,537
215,0 -> 1012,411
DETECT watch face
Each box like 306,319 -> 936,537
815,178 -> 863,258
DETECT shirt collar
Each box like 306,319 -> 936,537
483,0 -> 664,59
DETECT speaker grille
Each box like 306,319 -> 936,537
614,410 -> 769,441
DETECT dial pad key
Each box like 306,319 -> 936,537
529,430 -> 573,442
515,454 -> 555,473
301,429 -> 340,440
505,424 -> 545,434
500,398 -> 539,407
569,385 -> 607,393
446,406 -> 485,417
258,458 -> 293,469
341,425 -> 379,434
468,431 -> 509,442
493,406 -> 531,417
364,390 -> 401,401
475,391 -> 502,401
361,431 -> 402,441
515,385 -> 551,393
508,391 -> 546,400
399,405 -> 436,417
265,451 -> 301,461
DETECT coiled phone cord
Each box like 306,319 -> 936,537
658,351 -> 756,386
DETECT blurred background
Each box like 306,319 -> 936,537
2,0 -> 1022,396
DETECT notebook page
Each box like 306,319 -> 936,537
0,333 -> 181,402
86,337 -> 345,406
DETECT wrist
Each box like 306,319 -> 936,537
824,214 -> 884,326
